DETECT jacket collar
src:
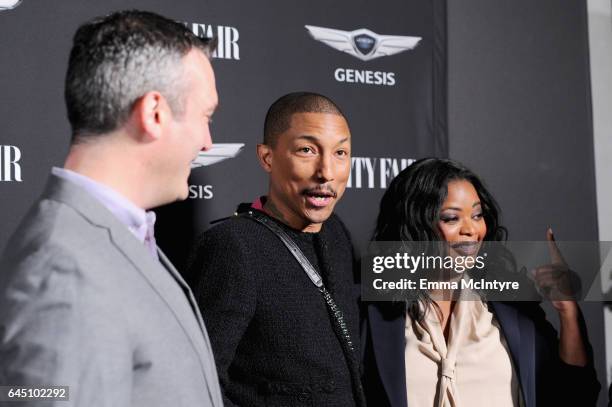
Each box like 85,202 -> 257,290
489,302 -> 536,407
367,303 -> 408,407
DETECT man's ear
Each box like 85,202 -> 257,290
256,143 -> 273,173
133,91 -> 170,141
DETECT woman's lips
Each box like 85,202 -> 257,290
450,241 -> 481,256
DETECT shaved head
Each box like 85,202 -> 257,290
263,92 -> 346,147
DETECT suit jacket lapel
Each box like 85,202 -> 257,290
156,248 -> 206,333
156,249 -> 221,378
156,248 -> 222,406
490,302 -> 536,407
43,175 -> 220,393
368,303 -> 408,407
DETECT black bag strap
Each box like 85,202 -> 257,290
244,211 -> 324,288
239,210 -> 366,407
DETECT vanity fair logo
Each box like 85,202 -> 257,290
185,22 -> 240,60
0,145 -> 22,182
347,156 -> 415,189
305,25 -> 421,87
0,0 -> 22,11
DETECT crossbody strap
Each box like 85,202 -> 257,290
239,210 -> 357,351
242,210 -> 323,287
239,210 -> 366,406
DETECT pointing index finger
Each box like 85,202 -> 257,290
546,227 -> 567,266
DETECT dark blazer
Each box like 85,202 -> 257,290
188,211 -> 363,407
363,301 -> 600,407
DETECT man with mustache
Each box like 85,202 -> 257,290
188,92 -> 364,407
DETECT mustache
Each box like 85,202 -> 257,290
302,185 -> 337,198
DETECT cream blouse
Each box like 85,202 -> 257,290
404,300 -> 523,407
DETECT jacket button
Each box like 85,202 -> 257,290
297,392 -> 310,402
323,380 -> 336,393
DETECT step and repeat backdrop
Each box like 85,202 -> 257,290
0,0 -> 447,269
1,1 -> 611,403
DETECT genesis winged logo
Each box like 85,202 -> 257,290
0,0 -> 22,11
305,25 -> 421,62
191,143 -> 244,170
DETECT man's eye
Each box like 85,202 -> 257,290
299,147 -> 313,153
336,150 -> 348,156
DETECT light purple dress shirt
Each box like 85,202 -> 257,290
51,167 -> 159,259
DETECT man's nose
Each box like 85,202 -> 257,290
316,154 -> 334,182
201,127 -> 213,151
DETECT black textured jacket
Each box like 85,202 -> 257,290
187,208 -> 362,407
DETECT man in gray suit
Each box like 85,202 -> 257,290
0,10 -> 223,406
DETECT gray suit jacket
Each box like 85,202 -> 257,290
0,174 -> 224,407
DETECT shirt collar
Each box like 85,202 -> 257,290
51,167 -> 156,247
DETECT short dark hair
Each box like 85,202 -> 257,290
65,10 -> 216,143
263,92 -> 346,147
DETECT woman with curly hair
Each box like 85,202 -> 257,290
363,158 -> 600,407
